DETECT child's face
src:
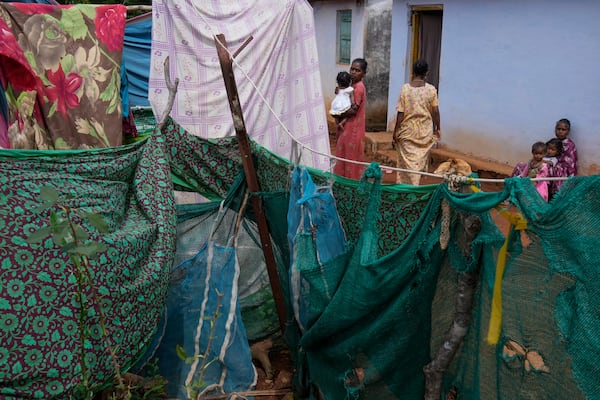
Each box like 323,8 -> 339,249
350,62 -> 365,84
546,144 -> 558,157
532,149 -> 546,162
555,122 -> 570,140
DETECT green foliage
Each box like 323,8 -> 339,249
27,186 -> 120,399
175,291 -> 223,399
28,185 -> 169,399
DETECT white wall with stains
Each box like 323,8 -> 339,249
388,0 -> 600,174
310,0 -> 366,130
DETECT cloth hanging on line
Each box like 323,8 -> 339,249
0,3 -> 125,149
287,165 -> 347,333
149,0 -> 331,170
0,134 -> 176,398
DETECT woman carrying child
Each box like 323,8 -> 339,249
333,58 -> 367,180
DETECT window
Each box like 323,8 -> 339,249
337,10 -> 352,64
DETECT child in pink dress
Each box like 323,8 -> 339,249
511,141 -> 550,201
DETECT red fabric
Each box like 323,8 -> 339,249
333,81 -> 366,180
0,3 -> 126,149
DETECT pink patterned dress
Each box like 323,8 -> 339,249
511,160 -> 550,201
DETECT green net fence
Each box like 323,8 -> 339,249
2,117 -> 600,399
163,117 -> 600,399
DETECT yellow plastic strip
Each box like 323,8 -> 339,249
467,185 -> 528,344
486,228 -> 511,345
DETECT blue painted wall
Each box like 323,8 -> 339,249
388,0 -> 600,174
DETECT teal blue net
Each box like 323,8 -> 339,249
2,117 -> 600,400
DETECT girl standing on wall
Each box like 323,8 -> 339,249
549,118 -> 577,197
333,58 -> 367,180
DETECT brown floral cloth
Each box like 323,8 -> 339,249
0,3 -> 126,149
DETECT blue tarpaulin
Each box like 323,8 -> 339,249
124,12 -> 152,107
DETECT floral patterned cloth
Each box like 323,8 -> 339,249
549,137 -> 578,196
0,3 -> 126,149
394,83 -> 439,185
0,134 -> 176,398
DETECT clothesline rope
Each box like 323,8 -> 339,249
189,13 -> 567,185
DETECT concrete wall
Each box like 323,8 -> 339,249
364,0 -> 393,131
388,0 -> 600,175
312,1 -> 393,132
311,0 -> 365,131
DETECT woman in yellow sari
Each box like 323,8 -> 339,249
393,59 -> 441,185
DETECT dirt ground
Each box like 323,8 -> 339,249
253,344 -> 294,400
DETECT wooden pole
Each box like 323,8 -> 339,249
214,34 -> 287,335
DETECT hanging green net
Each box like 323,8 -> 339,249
2,116 -> 600,399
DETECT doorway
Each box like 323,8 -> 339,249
410,6 -> 443,89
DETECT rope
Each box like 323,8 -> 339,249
177,10 -> 570,185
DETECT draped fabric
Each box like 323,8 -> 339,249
2,117 -> 599,399
0,3 -> 125,149
123,12 -> 152,108
149,0 -> 331,170
0,134 -> 176,398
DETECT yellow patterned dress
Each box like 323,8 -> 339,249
395,83 -> 439,185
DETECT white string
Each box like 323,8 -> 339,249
186,11 -> 569,185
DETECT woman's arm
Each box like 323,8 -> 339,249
338,104 -> 358,119
340,85 -> 362,118
431,106 -> 441,139
393,112 -> 404,141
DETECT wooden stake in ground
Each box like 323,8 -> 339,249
424,163 -> 481,400
214,33 -> 287,335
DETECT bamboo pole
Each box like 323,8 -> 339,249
213,33 -> 287,335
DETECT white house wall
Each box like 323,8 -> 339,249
311,0 -> 366,130
388,0 -> 600,174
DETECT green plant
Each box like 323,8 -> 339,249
27,186 -> 123,399
28,186 -> 170,400
175,291 -> 223,400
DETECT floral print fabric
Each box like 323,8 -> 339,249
0,134 -> 176,398
395,83 -> 439,185
549,137 -> 578,196
0,3 -> 126,149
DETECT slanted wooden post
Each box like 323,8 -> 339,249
214,33 -> 286,335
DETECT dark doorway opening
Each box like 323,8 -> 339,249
411,7 -> 443,89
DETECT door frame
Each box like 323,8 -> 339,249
409,5 -> 443,88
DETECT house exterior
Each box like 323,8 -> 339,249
311,0 -> 600,175
310,0 -> 392,132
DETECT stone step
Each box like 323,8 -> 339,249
372,149 -> 397,167
365,132 -> 513,178
365,131 -> 393,157
430,147 -> 514,178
